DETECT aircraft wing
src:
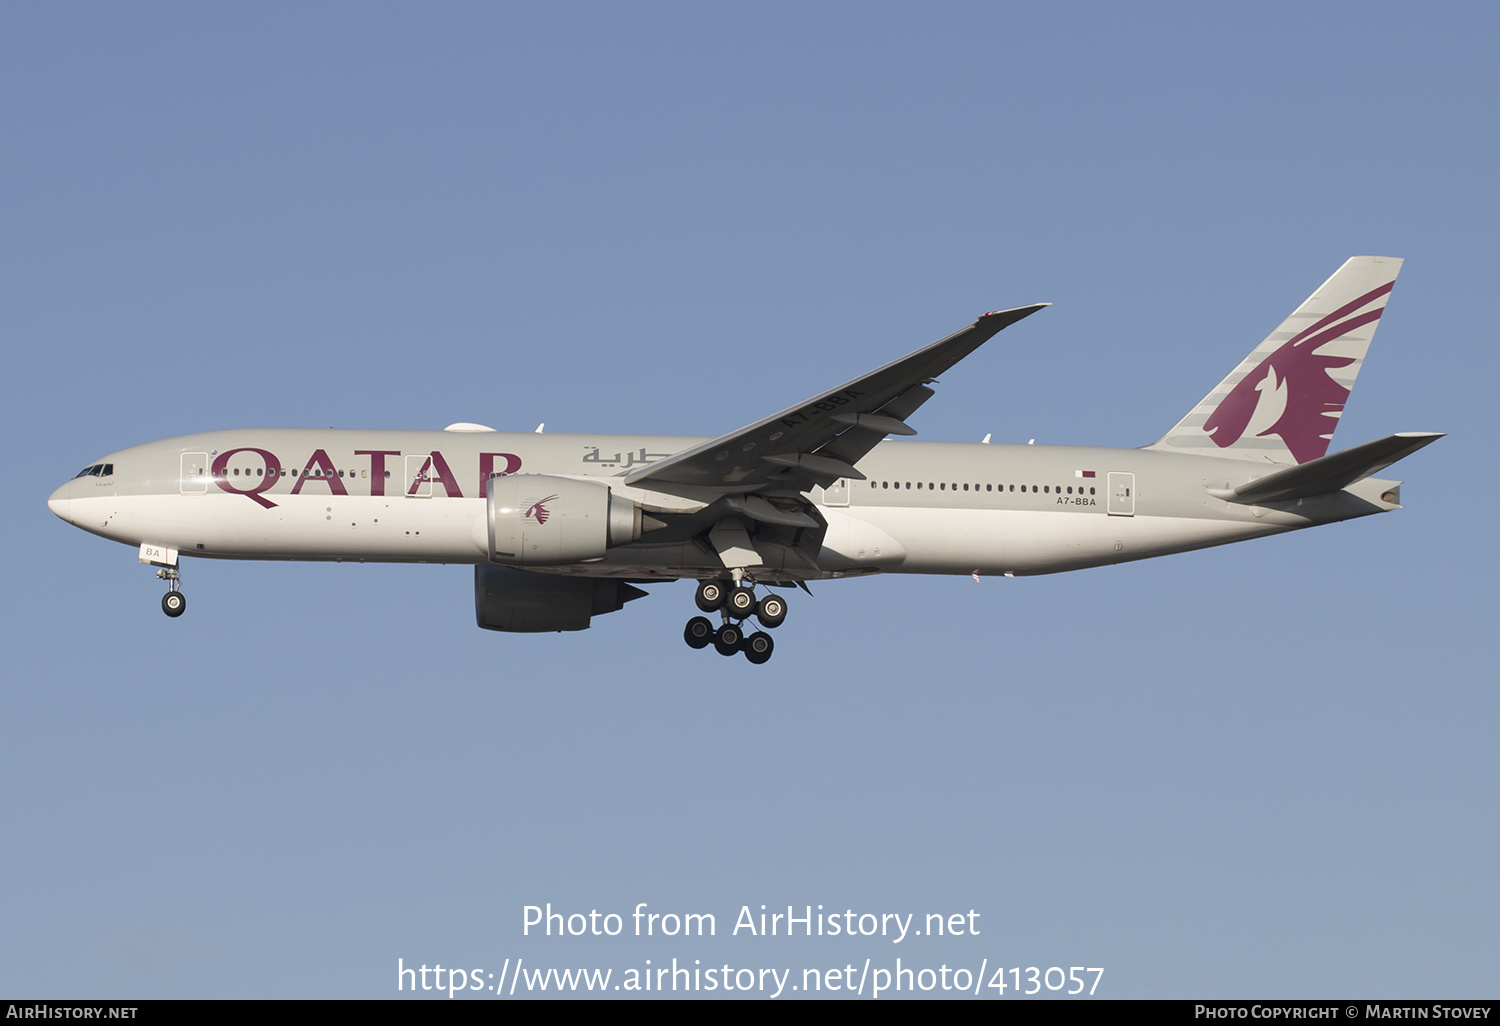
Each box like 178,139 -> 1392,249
625,303 -> 1049,492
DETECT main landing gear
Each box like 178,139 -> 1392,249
157,567 -> 186,618
683,579 -> 787,664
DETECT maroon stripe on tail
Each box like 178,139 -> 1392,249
1287,307 -> 1385,358
1283,281 -> 1393,349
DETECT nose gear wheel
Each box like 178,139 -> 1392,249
156,566 -> 185,618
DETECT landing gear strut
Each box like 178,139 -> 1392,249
157,567 -> 186,618
681,578 -> 788,664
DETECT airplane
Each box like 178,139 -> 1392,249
48,256 -> 1440,664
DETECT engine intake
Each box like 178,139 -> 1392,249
486,475 -> 641,565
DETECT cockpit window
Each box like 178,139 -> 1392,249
73,463 -> 114,478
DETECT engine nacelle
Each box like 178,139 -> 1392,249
474,566 -> 648,632
486,475 -> 641,565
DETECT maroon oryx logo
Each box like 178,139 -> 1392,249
1202,281 -> 1392,464
525,494 -> 559,525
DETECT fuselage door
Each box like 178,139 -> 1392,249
404,454 -> 434,498
1107,472 -> 1135,516
181,452 -> 209,494
823,478 -> 850,507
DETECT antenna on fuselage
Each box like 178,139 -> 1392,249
535,423 -> 545,433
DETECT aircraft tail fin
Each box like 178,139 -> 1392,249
1147,256 -> 1403,464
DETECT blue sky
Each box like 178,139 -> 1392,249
3,3 -> 1496,999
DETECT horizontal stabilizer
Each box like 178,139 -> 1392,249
1208,432 -> 1443,505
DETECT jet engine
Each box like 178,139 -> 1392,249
474,566 -> 648,632
486,475 -> 642,565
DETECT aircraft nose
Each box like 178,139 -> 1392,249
48,482 -> 72,524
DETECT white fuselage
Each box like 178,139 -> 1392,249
47,427 -> 1400,581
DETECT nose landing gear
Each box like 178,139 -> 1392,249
157,566 -> 186,618
683,579 -> 787,664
